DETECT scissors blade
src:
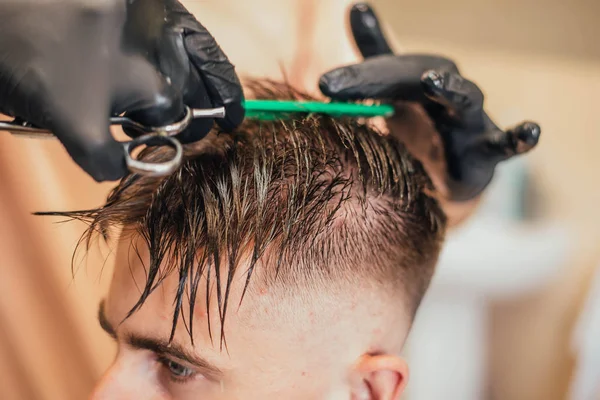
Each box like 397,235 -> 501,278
0,106 -> 227,177
109,106 -> 226,136
0,121 -> 55,138
1,106 -> 227,137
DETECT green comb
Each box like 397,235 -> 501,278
243,100 -> 395,121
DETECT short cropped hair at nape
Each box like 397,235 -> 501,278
44,80 -> 447,347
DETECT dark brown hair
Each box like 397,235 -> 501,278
42,80 -> 446,347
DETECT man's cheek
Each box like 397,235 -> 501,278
91,351 -> 166,400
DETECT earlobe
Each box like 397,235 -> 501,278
350,354 -> 409,400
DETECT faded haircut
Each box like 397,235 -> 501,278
43,80 -> 447,346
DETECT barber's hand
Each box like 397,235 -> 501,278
319,3 -> 540,201
125,0 -> 245,143
0,0 -> 243,182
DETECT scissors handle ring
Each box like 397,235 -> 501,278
2,105 -> 226,177
123,134 -> 183,177
114,106 -> 194,136
113,106 -> 225,136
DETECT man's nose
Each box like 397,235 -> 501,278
89,357 -> 166,400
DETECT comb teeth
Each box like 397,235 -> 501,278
243,100 -> 395,121
244,111 -> 295,121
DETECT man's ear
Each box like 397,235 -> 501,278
350,354 -> 408,400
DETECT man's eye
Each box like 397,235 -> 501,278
158,356 -> 196,382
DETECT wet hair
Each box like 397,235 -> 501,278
42,80 -> 446,347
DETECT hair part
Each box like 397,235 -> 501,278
41,80 -> 447,348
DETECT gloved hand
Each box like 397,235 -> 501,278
0,0 -> 244,182
319,3 -> 541,201
124,0 -> 245,143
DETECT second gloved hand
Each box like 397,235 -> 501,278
319,3 -> 540,201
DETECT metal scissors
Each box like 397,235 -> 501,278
0,100 -> 395,177
0,106 -> 225,177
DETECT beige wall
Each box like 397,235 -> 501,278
372,0 -> 600,398
0,0 -> 597,399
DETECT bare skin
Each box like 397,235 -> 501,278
91,235 -> 411,399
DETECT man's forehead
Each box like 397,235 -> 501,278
107,232 -> 405,349
108,235 -> 296,342
110,234 -> 256,310
104,238 -> 342,379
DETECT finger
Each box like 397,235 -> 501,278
319,54 -> 457,101
485,120 -> 541,159
154,26 -> 215,143
421,69 -> 485,128
508,121 -> 541,154
447,119 -> 541,200
53,117 -> 127,182
112,54 -> 185,132
349,3 -> 393,59
44,51 -> 128,181
162,0 -> 245,132
183,29 -> 245,132
122,0 -> 167,59
175,64 -> 216,144
48,66 -> 127,182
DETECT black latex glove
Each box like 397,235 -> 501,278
0,0 -> 244,182
124,0 -> 245,143
319,3 -> 541,201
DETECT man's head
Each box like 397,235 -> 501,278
59,81 -> 446,399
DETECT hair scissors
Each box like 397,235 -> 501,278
0,106 -> 225,177
0,100 -> 394,177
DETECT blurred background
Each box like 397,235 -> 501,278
0,0 -> 598,399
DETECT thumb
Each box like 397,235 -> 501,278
349,3 -> 394,59
445,120 -> 541,200
478,120 -> 541,163
53,119 -> 127,182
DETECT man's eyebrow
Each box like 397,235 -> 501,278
125,334 -> 223,380
98,301 -> 222,379
98,300 -> 116,339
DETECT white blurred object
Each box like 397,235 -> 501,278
569,264 -> 600,400
405,158 -> 571,400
